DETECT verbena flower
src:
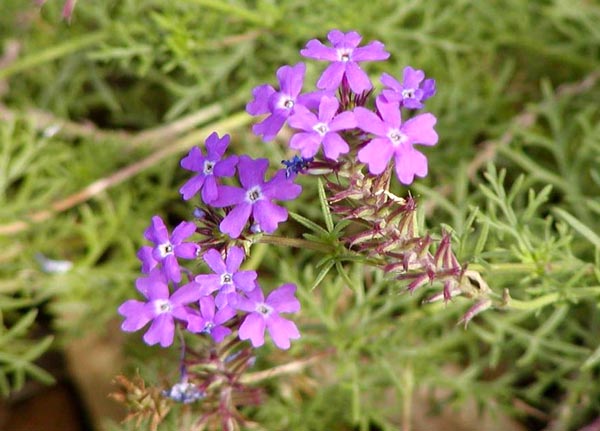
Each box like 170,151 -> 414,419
179,132 -> 238,203
381,67 -> 436,109
195,247 -> 257,308
288,95 -> 356,160
118,270 -> 202,347
140,215 -> 199,283
187,296 -> 236,343
356,96 -> 438,184
300,29 -> 390,94
235,284 -> 301,350
211,156 -> 302,238
246,63 -> 316,141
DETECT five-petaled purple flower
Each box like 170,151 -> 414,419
300,29 -> 390,94
211,156 -> 302,238
187,296 -> 236,343
356,96 -> 438,185
139,215 -> 199,283
236,283 -> 301,350
288,96 -> 356,160
118,270 -> 202,347
195,247 -> 257,308
179,132 -> 238,203
381,67 -> 436,110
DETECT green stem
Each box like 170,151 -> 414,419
502,286 -> 600,311
255,235 -> 335,253
0,31 -> 108,80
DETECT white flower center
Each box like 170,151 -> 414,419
155,299 -> 172,314
283,98 -> 295,109
158,242 -> 174,258
401,88 -> 415,99
387,129 -> 408,146
246,186 -> 263,203
220,273 -> 233,285
203,160 -> 215,175
313,122 -> 329,136
202,321 -> 214,333
338,49 -> 351,62
256,303 -> 273,316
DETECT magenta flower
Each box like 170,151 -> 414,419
211,156 -> 302,238
288,96 -> 356,160
179,132 -> 238,203
300,29 -> 390,94
247,63 -> 319,141
381,67 -> 436,109
356,96 -> 438,184
195,247 -> 257,308
186,296 -> 236,343
236,284 -> 301,350
140,215 -> 199,283
118,270 -> 202,347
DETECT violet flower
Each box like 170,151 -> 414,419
118,270 -> 202,347
211,156 -> 302,238
140,215 -> 199,283
288,95 -> 356,160
381,67 -> 436,109
300,29 -> 390,94
187,296 -> 236,343
236,283 -> 301,350
356,96 -> 438,185
179,132 -> 238,203
195,246 -> 257,308
247,63 -> 319,141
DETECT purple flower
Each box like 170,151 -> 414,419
247,63 -> 318,142
211,156 -> 302,238
195,247 -> 257,308
288,96 -> 356,160
179,132 -> 238,203
356,96 -> 438,185
141,215 -> 200,283
236,283 -> 301,350
187,296 -> 236,343
118,270 -> 202,347
381,67 -> 436,109
300,29 -> 390,94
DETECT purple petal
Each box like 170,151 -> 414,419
146,216 -> 169,244
199,296 -> 216,320
210,326 -> 232,343
352,41 -> 389,61
195,274 -> 222,296
376,96 -> 401,128
143,313 -> 175,347
137,246 -> 158,274
267,314 -> 300,350
328,111 -> 356,132
246,84 -> 276,115
290,132 -> 322,158
175,243 -> 199,260
238,313 -> 266,347
345,62 -> 372,94
401,113 -> 438,146
421,78 -> 436,99
220,203 -> 252,238
180,175 -> 205,201
354,107 -> 386,136
214,305 -> 237,325
213,155 -> 238,178
402,66 -> 424,89
210,185 -> 246,207
381,73 -> 402,92
205,132 -> 230,158
202,248 -> 226,274
252,113 -> 287,141
171,221 -> 196,244
225,246 -> 245,273
139,272 -> 170,300
316,62 -> 345,91
298,90 -> 333,110
318,96 -> 339,122
238,156 -> 268,189
357,138 -> 394,175
266,283 -> 300,313
327,29 -> 347,45
163,254 -> 181,283
118,300 -> 154,332
170,282 -> 202,305
253,200 -> 288,234
279,63 -> 305,97
394,148 -> 428,185
201,175 -> 219,204
233,271 -> 257,292
288,107 -> 318,132
322,133 -> 350,161
180,147 -> 205,172
300,39 -> 338,61
262,170 -> 302,200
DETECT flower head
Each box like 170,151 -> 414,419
195,247 -> 257,308
356,96 -> 438,184
300,29 -> 390,94
288,96 -> 356,160
381,67 -> 436,109
235,283 -> 301,350
186,296 -> 236,343
118,270 -> 202,347
179,132 -> 238,203
140,215 -> 199,283
211,156 -> 302,238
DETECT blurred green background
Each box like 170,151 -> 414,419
1,1 -> 600,430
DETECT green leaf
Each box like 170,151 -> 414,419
290,211 -> 328,235
311,259 -> 335,291
317,178 -> 334,233
553,207 -> 600,249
